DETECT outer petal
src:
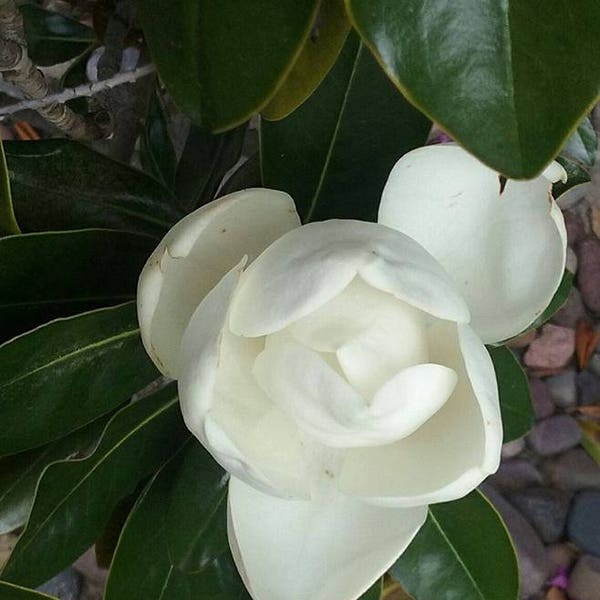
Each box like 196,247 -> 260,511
178,264 -> 309,498
229,219 -> 469,338
379,145 -> 567,343
137,188 -> 300,376
338,323 -> 502,507
228,477 -> 427,600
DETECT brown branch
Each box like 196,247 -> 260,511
0,0 -> 101,139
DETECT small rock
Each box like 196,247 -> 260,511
527,415 -> 582,456
508,487 -> 572,543
588,353 -> 600,377
577,370 -> 600,406
502,438 -> 526,460
551,287 -> 587,329
488,459 -> 544,492
481,484 -> 549,599
37,568 -> 81,600
578,236 -> 600,313
529,378 -> 555,419
567,490 -> 600,556
524,325 -> 575,370
564,209 -> 587,246
547,448 -> 600,491
546,371 -> 578,408
568,554 -> 600,600
546,543 -> 578,576
509,329 -> 537,349
592,206 -> 600,240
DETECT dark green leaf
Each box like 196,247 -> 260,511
0,383 -> 188,587
528,270 -> 574,331
140,92 -> 177,190
261,32 -> 431,222
0,228 -> 154,341
20,3 -> 95,66
0,581 -> 56,600
359,579 -> 382,600
0,302 -> 158,455
262,0 -> 351,121
137,0 -> 320,130
0,139 -> 19,236
488,345 -> 534,443
4,139 -> 180,237
106,442 -> 249,600
347,0 -> 600,178
0,417 -> 109,534
174,124 -> 246,212
392,490 -> 518,600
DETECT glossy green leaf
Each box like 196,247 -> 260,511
261,32 -> 431,222
359,579 -> 382,600
20,2 -> 95,67
262,0 -> 351,120
0,302 -> 158,455
0,581 -> 56,600
0,417 -> 109,535
488,345 -> 534,443
140,92 -> 177,190
106,441 -> 249,600
346,0 -> 600,178
0,229 -> 154,341
174,124 -> 246,212
0,139 -> 19,236
4,139 -> 180,237
0,384 -> 188,588
137,0 -> 320,131
392,490 -> 518,600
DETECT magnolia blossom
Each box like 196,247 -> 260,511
137,145 -> 567,600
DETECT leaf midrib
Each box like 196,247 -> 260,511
429,509 -> 487,600
6,396 -> 178,564
304,42 -> 363,222
1,327 -> 140,389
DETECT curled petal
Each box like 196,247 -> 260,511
179,265 -> 309,498
228,477 -> 427,600
229,219 -> 469,338
338,323 -> 502,506
379,145 -> 566,343
254,332 -> 456,448
137,188 -> 300,376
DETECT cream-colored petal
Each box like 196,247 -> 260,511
229,219 -> 469,338
338,322 -> 502,506
137,188 -> 300,376
178,264 -> 308,498
379,145 -> 566,343
254,333 -> 455,448
228,477 -> 427,600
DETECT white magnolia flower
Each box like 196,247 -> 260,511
137,144 -> 566,600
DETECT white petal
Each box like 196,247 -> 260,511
228,477 -> 427,600
379,145 -> 566,343
290,277 -> 429,398
178,265 -> 308,498
229,219 -> 469,338
254,333 -> 455,447
137,188 -> 300,376
338,322 -> 502,506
